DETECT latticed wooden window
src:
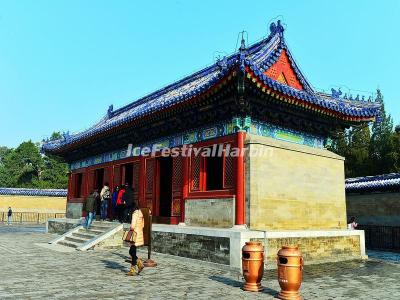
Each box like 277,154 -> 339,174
191,155 -> 201,191
171,156 -> 183,216
172,156 -> 183,191
145,158 -> 155,209
133,162 -> 140,202
224,150 -> 234,189
146,159 -> 154,193
132,162 -> 140,190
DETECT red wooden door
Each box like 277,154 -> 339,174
67,173 -> 73,200
171,156 -> 183,216
79,173 -> 85,198
190,154 -> 202,191
223,143 -> 235,189
104,166 -> 112,187
113,165 -> 121,188
121,165 -> 126,185
87,169 -> 95,195
132,161 -> 140,205
144,158 -> 155,212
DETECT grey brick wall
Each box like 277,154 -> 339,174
185,198 -> 235,228
47,219 -> 80,234
66,202 -> 83,219
152,231 -> 230,264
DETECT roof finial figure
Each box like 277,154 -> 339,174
331,88 -> 342,98
216,56 -> 228,71
240,31 -> 246,51
238,31 -> 247,72
269,20 -> 285,36
107,105 -> 114,119
62,131 -> 70,142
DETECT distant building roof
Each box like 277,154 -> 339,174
0,188 -> 67,197
345,173 -> 400,193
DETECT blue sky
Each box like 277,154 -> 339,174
0,0 -> 399,147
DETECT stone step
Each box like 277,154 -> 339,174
90,225 -> 112,231
92,221 -> 117,225
58,240 -> 80,248
65,236 -> 88,244
79,228 -> 104,235
72,232 -> 96,240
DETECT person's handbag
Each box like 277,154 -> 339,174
122,229 -> 137,243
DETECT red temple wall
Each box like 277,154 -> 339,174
67,134 -> 241,224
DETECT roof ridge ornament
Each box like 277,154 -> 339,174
62,131 -> 70,142
216,56 -> 228,72
107,105 -> 114,119
269,20 -> 285,36
240,31 -> 246,52
331,88 -> 342,98
238,31 -> 247,72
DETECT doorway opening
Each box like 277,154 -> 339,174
94,168 -> 104,191
205,156 -> 223,190
75,173 -> 83,198
123,163 -> 133,187
158,157 -> 173,217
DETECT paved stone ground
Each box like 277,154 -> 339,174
1,225 -> 400,300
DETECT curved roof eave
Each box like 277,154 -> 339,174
42,20 -> 381,153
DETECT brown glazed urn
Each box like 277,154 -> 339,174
242,241 -> 264,292
277,246 -> 304,300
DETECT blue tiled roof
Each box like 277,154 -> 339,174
0,188 -> 67,197
43,20 -> 381,153
345,173 -> 400,192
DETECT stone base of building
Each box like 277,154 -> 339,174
150,225 -> 367,269
46,218 -> 367,269
47,218 -> 82,234
66,202 -> 84,219
252,230 -> 367,268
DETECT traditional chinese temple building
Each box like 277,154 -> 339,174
43,21 -> 381,266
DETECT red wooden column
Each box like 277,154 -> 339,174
67,172 -> 73,201
235,131 -> 246,225
180,155 -> 189,223
138,156 -> 146,208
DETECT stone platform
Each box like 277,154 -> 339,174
0,225 -> 399,300
151,224 -> 367,269
47,218 -> 82,234
47,219 -> 366,269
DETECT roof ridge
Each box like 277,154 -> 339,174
110,28 -> 280,118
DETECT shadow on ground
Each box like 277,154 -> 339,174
209,275 -> 278,297
101,259 -> 127,273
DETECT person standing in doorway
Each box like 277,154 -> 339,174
7,207 -> 12,225
83,191 -> 97,229
111,186 -> 120,221
127,201 -> 145,276
347,216 -> 358,230
116,185 -> 126,223
94,189 -> 101,221
100,182 -> 111,221
123,183 -> 134,223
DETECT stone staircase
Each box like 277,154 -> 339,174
49,221 -> 123,251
